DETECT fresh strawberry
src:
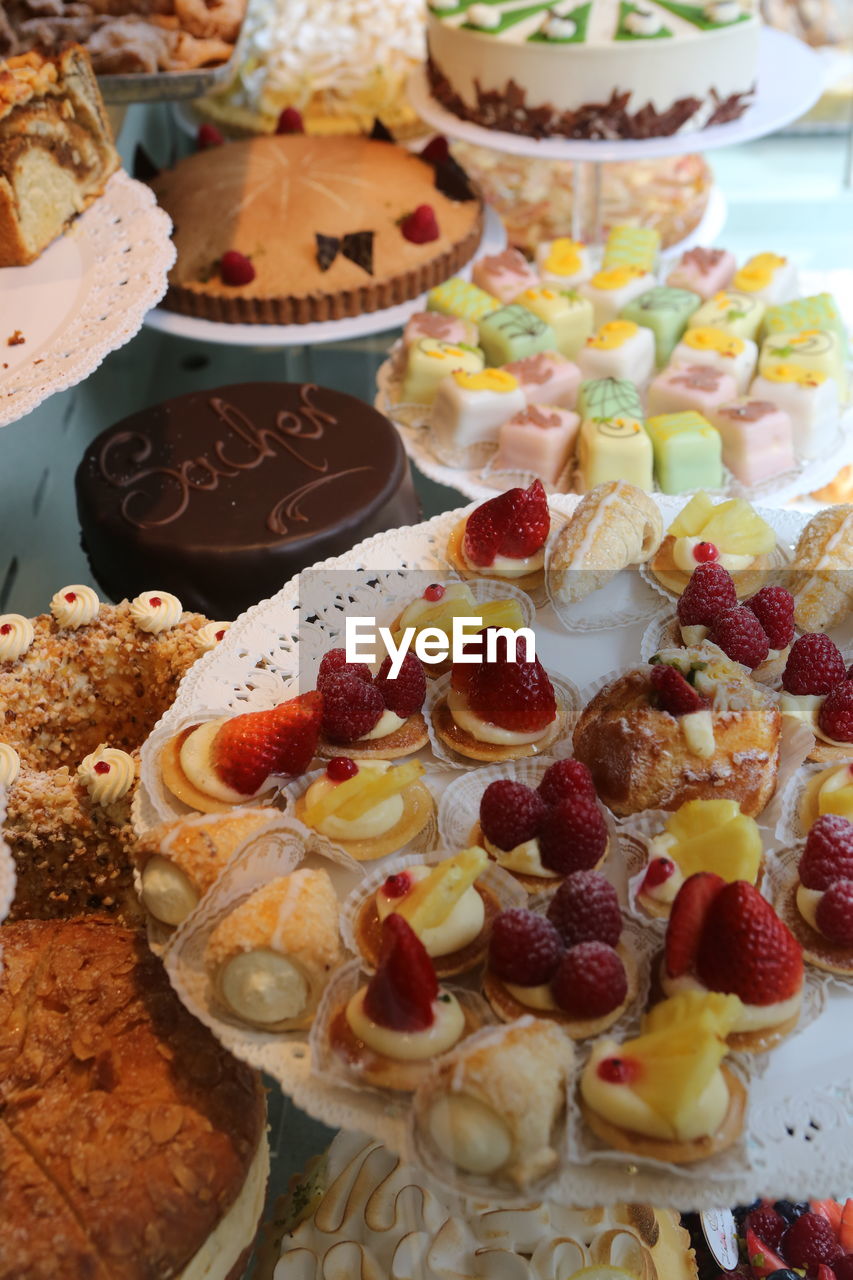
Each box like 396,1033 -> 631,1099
374,652 -> 426,717
320,672 -> 384,742
815,879 -> 853,947
462,480 -> 549,567
782,1213 -> 842,1274
664,872 -> 726,979
317,647 -> 372,689
841,1200 -> 853,1252
211,691 -> 322,793
818,681 -> 853,744
799,815 -> 853,891
479,779 -> 545,851
220,250 -> 256,286
537,758 -> 597,805
465,632 -> 557,733
811,1200 -> 843,1237
834,1255 -> 853,1280
498,478 -> 550,558
547,870 -> 622,947
650,663 -> 709,716
488,908 -> 563,986
538,795 -> 608,875
676,563 -> 738,628
745,1204 -> 787,1251
709,606 -> 771,669
197,122 -> 224,149
421,135 -> 450,165
745,586 -> 795,650
782,633 -> 847,695
695,881 -> 803,1005
550,941 -> 627,1018
276,106 -> 304,133
400,204 -> 440,244
746,1227 -> 789,1277
362,915 -> 437,1032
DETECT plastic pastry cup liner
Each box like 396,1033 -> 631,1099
339,848 -> 528,969
479,453 -> 574,497
425,671 -> 580,772
0,787 -> 16,929
431,432 -> 497,472
640,611 -> 683,664
547,556 -> 665,635
375,357 -> 431,432
774,758 -> 853,846
309,959 -> 495,1110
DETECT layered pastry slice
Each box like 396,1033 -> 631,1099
777,814 -> 853,977
447,480 -> 552,592
315,649 -> 429,759
779,633 -> 853,762
649,493 -> 782,599
295,757 -> 433,861
0,46 -> 119,267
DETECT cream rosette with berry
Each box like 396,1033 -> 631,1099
768,817 -> 853,981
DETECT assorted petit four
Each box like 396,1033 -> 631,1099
447,479 -> 551,590
493,405 -> 580,486
759,327 -> 848,399
548,480 -> 663,605
645,412 -> 723,495
647,363 -> 739,421
649,492 -> 779,596
576,377 -> 654,492
763,291 -> 847,343
790,505 -> 853,632
512,287 -> 593,359
503,350 -> 582,408
296,758 -> 433,860
620,286 -> 702,367
428,277 -> 500,322
709,398 -> 796,485
401,338 -> 485,405
666,247 -> 737,301
602,225 -> 660,272
535,237 -> 593,290
431,367 -> 526,465
580,266 -> 656,326
779,633 -> 853,761
749,364 -> 841,460
778,814 -> 853,976
733,252 -> 799,305
477,304 -> 557,366
688,290 -> 766,342
472,247 -> 539,303
669,326 -> 758,394
670,567 -> 796,683
576,319 -> 656,386
403,312 -> 479,350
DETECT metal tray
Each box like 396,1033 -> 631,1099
97,44 -> 238,103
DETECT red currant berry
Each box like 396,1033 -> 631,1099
597,1056 -> 640,1085
693,541 -> 720,564
326,756 -> 358,782
383,873 -> 412,899
149,596 -> 162,608
93,761 -> 111,775
423,583 -> 445,602
0,624 -> 10,635
644,857 -> 675,887
64,592 -> 77,602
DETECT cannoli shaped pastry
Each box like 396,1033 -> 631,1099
205,869 -> 342,1029
790,505 -> 853,633
548,481 -> 663,605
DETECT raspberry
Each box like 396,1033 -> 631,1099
219,251 -> 256,286
546,870 -> 622,947
834,1255 -> 853,1280
550,942 -> 627,1018
479,780 -> 545,851
782,634 -> 847,695
746,1205 -> 787,1251
488,909 -> 563,985
317,649 -> 372,690
818,681 -> 853,744
676,563 -> 738,628
276,106 -> 304,133
649,663 -> 709,716
400,204 -> 440,244
326,757 -> 358,781
745,586 -> 796,650
197,122 -> 224,148
815,879 -> 853,946
799,815 -> 853,890
782,1213 -> 841,1274
320,672 -> 384,743
421,135 -> 450,165
709,606 -> 771,669
537,758 -> 597,806
538,795 -> 608,875
374,653 -> 426,717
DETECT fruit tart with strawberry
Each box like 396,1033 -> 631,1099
649,493 -> 784,600
660,872 -> 804,1051
446,480 -> 552,593
573,646 -> 781,818
294,756 -> 434,861
579,990 -> 747,1166
779,634 -> 853,762
314,648 -> 429,759
776,814 -> 853,978
472,760 -> 610,890
160,691 -> 322,814
387,580 -> 530,678
482,880 -> 638,1039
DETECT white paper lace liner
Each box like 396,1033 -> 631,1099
547,559 -> 666,635
775,759 -> 853,846
0,787 -> 16,960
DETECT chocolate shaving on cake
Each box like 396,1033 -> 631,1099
315,233 -> 341,272
369,118 -> 395,142
433,154 -> 477,202
341,230 -> 375,276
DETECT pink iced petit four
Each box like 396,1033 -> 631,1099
709,399 -> 796,486
665,247 -> 736,301
646,363 -> 739,420
494,404 -> 580,485
403,311 -> 479,350
503,350 -> 581,410
472,248 -> 540,304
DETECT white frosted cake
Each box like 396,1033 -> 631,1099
427,0 -> 760,139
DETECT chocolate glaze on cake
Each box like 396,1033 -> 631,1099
75,382 -> 420,618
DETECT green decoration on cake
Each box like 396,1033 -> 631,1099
621,286 -> 702,365
478,304 -> 557,364
762,293 -> 847,346
428,277 -> 500,323
602,225 -> 660,272
463,0 -> 556,34
527,2 -> 591,41
760,328 -> 848,399
653,0 -> 750,28
578,377 -> 644,423
646,411 -> 723,493
615,2 -> 673,39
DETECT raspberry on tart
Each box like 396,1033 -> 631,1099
746,585 -> 796,651
547,870 -> 622,947
779,635 -> 853,761
447,480 -> 551,591
708,606 -> 770,670
778,815 -> 853,978
294,757 -> 434,862
315,647 -> 429,759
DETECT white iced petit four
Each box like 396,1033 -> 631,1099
759,329 -> 848,400
401,338 -> 485,405
473,247 -> 539,304
733,253 -> 799,305
646,363 -> 739,420
403,312 -> 478,350
688,290 -> 765,342
535,237 -> 593,289
709,399 -> 796,486
514,286 -> 594,359
494,404 -> 580,485
580,266 -> 656,327
665,247 -> 736,301
431,367 -> 526,465
669,326 -> 758,394
504,350 -> 581,409
749,367 -> 841,460
576,319 -> 656,386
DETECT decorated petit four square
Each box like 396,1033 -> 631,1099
430,367 -> 526,465
665,247 -> 736,301
620,286 -> 702,366
762,292 -> 847,345
577,413 -> 654,492
403,312 -> 478,350
709,398 -> 796,487
578,376 -> 644,424
647,363 -> 739,420
503,350 -> 581,408
401,338 -> 485,404
514,286 -> 594,359
732,253 -> 799,305
535,237 -> 593,290
580,266 -> 656,327
477,303 -> 557,366
494,404 -> 580,485
427,276 -> 500,322
749,366 -> 841,460
602,224 -> 660,273
646,411 -> 723,494
688,290 -> 765,342
759,329 -> 848,400
670,326 -> 758,394
472,248 -> 539,304
576,319 -> 655,386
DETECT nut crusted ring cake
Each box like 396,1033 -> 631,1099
0,586 -> 222,922
0,918 -> 268,1280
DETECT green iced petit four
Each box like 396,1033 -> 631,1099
646,411 -> 723,494
577,414 -> 654,491
602,225 -> 660,272
428,277 -> 500,323
621,286 -> 702,366
477,304 -> 556,366
578,377 -> 644,423
762,294 -> 847,346
514,286 -> 594,358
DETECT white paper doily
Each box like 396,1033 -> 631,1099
0,786 -> 16,932
0,170 -> 175,428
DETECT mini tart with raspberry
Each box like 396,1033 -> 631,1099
779,636 -> 853,765
655,613 -> 790,688
446,480 -> 552,594
775,815 -> 853,977
649,493 -> 785,599
777,877 -> 853,978
799,761 -> 853,832
316,649 -> 430,760
295,758 -> 434,861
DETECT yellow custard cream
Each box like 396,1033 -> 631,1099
780,694 -> 853,748
661,970 -> 802,1033
305,761 -> 404,839
483,834 -> 559,880
504,981 -> 558,1011
358,708 -> 407,741
462,544 -> 546,579
796,884 -> 824,933
427,1093 -> 513,1176
141,855 -> 199,926
376,866 -> 485,956
345,988 -> 465,1060
179,719 -> 267,804
581,1040 -> 729,1142
447,688 -> 551,746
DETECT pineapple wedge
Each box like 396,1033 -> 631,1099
334,761 -> 425,821
698,498 -> 776,556
617,1024 -> 729,1127
393,596 -> 525,650
643,991 -> 743,1039
663,799 -> 763,884
398,846 -> 488,931
303,767 -> 380,827
668,492 -> 715,538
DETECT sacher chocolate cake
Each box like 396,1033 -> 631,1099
75,381 -> 420,618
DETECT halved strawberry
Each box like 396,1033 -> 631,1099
840,1199 -> 853,1252
746,1227 -> 788,1278
362,915 -> 438,1032
461,480 -> 549,567
696,880 -> 803,1006
664,872 -> 726,979
211,691 -> 322,794
465,630 -> 557,733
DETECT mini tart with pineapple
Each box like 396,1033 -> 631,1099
799,760 -> 853,831
160,692 -> 323,815
388,580 -> 530,679
776,814 -> 853,977
649,494 -> 786,599
315,647 -> 429,760
579,992 -> 747,1166
446,480 -> 552,593
294,757 -> 433,861
351,847 -> 501,977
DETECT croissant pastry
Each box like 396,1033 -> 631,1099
548,481 -> 663,605
791,505 -> 853,633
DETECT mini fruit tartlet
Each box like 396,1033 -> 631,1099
387,580 -> 530,678
321,915 -> 486,1092
160,692 -> 322,814
668,567 -> 795,685
660,872 -> 804,1052
446,480 -> 552,593
573,646 -> 781,818
294,757 -> 433,861
649,493 -> 783,599
634,798 -> 763,920
348,846 -> 506,977
799,760 -> 853,831
432,628 -> 564,764
579,991 -> 747,1166
472,760 -> 610,891
482,881 -> 637,1040
414,1016 -> 574,1189
779,634 -> 853,762
205,869 -> 342,1030
316,649 -> 429,759
776,814 -> 853,977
